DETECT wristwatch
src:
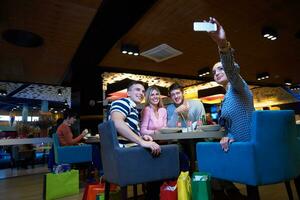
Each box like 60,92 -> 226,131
218,41 -> 231,52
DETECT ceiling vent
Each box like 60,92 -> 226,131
140,44 -> 182,62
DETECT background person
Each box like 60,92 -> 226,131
167,83 -> 206,171
57,109 -> 88,146
141,86 -> 167,136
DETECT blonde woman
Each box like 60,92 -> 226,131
141,86 -> 167,136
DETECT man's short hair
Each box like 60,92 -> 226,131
127,80 -> 145,91
63,109 -> 77,120
168,82 -> 183,94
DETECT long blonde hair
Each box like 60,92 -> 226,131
144,86 -> 164,108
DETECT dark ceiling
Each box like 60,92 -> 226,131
0,0 -> 300,108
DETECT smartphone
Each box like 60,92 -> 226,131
193,22 -> 217,32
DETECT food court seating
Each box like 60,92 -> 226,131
98,120 -> 179,200
196,110 -> 300,199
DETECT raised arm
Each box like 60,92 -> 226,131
208,17 -> 246,92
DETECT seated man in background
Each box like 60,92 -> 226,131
57,109 -> 88,146
167,82 -> 206,128
167,83 -> 206,171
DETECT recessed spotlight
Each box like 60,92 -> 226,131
262,26 -> 278,41
121,44 -> 139,56
290,85 -> 300,91
198,67 -> 210,78
57,89 -> 62,96
257,72 -> 270,81
0,89 -> 7,96
64,100 -> 68,106
284,79 -> 292,86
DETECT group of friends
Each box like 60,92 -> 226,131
109,17 -> 254,199
56,17 -> 254,200
109,17 -> 254,155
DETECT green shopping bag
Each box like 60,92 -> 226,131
192,172 -> 211,200
96,193 -> 105,200
43,170 -> 79,200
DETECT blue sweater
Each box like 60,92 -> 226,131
219,49 -> 254,141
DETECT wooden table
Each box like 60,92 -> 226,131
153,130 -> 225,172
0,138 -> 53,146
152,130 -> 224,140
84,136 -> 100,144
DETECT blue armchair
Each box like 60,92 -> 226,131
196,110 -> 300,199
98,120 -> 180,200
52,133 -> 92,164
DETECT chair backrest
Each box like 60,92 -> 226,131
98,120 -> 180,186
98,120 -> 119,179
251,110 -> 300,182
52,133 -> 60,164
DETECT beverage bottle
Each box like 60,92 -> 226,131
187,120 -> 192,132
202,115 -> 207,125
196,120 -> 202,130
176,120 -> 182,128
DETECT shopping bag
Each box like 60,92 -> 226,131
96,193 -> 105,200
192,172 -> 211,200
177,171 -> 191,200
82,180 -> 119,200
43,169 -> 79,200
160,180 -> 178,200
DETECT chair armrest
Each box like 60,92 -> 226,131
112,144 -> 179,186
196,142 -> 257,185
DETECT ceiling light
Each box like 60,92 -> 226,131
256,72 -> 270,81
198,67 -> 210,77
290,85 -> 300,91
284,79 -> 292,86
0,89 -> 7,96
262,27 -> 278,41
64,100 -> 68,106
57,89 -> 62,96
121,44 -> 139,56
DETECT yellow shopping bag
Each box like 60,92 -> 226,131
177,171 -> 191,200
